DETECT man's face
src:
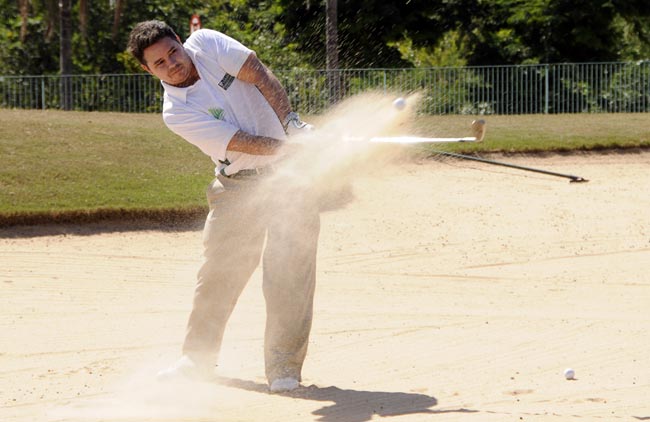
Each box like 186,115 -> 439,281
141,36 -> 194,86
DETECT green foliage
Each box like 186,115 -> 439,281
0,3 -> 59,75
461,0 -> 650,65
616,16 -> 650,60
198,1 -> 308,69
277,0 -> 442,68
389,31 -> 469,68
1,0 -> 649,76
0,0 -> 310,76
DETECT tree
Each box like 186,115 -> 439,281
19,0 -> 28,41
2,0 -> 650,78
111,0 -> 124,41
276,0 -> 650,67
456,0 -> 650,65
326,0 -> 340,102
0,1 -> 58,75
196,0 -> 308,70
277,0 -> 442,68
78,0 -> 87,38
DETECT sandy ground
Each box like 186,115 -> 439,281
1,151 -> 649,422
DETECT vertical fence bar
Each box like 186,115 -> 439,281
559,64 -> 564,113
557,64 -> 562,114
576,64 -> 580,112
544,64 -> 549,114
607,64 -> 618,112
579,63 -> 583,112
517,65 -> 521,114
496,66 -> 500,114
640,60 -> 649,111
504,66 -> 508,114
632,63 -> 637,113
528,66 -> 532,114
571,64 -> 576,113
565,64 -> 576,113
489,66 -> 494,114
40,77 -> 45,110
508,66 -> 517,114
565,64 -> 570,113
517,66 -> 527,114
577,64 -> 581,113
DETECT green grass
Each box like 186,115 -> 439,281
1,109 -> 649,225
0,110 -> 214,216
410,114 -> 650,154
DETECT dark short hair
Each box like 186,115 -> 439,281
127,20 -> 179,65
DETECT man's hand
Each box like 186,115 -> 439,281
283,111 -> 314,136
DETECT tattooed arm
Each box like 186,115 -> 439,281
226,130 -> 282,155
236,52 -> 292,129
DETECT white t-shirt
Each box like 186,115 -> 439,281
161,29 -> 287,176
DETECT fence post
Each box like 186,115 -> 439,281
41,77 -> 46,110
544,64 -> 550,114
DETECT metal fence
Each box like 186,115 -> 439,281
0,73 -> 163,113
1,61 -> 649,114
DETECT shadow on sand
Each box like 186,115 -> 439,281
217,376 -> 478,422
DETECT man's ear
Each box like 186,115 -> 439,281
141,63 -> 152,75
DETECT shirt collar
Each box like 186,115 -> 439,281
162,80 -> 189,103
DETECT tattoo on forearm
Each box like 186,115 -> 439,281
237,53 -> 292,131
228,131 -> 281,155
257,69 -> 290,121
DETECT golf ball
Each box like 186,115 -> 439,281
392,97 -> 406,110
564,368 -> 575,380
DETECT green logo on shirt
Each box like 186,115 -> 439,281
209,107 -> 224,120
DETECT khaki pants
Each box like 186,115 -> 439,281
182,175 -> 320,383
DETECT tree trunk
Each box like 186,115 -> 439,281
326,0 -> 340,104
19,0 -> 29,42
44,0 -> 58,42
112,0 -> 125,41
59,0 -> 73,110
79,0 -> 88,39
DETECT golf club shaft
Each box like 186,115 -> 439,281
368,136 -> 479,144
433,150 -> 588,183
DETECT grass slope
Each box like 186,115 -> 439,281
1,109 -> 649,226
0,110 -> 214,217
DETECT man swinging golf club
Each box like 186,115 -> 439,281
127,20 -> 317,393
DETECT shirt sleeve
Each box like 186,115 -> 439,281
187,29 -> 252,77
162,100 -> 239,163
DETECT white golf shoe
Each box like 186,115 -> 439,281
269,377 -> 300,392
156,355 -> 214,382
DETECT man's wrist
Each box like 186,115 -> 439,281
283,111 -> 300,129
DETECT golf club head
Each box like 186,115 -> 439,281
471,119 -> 487,142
